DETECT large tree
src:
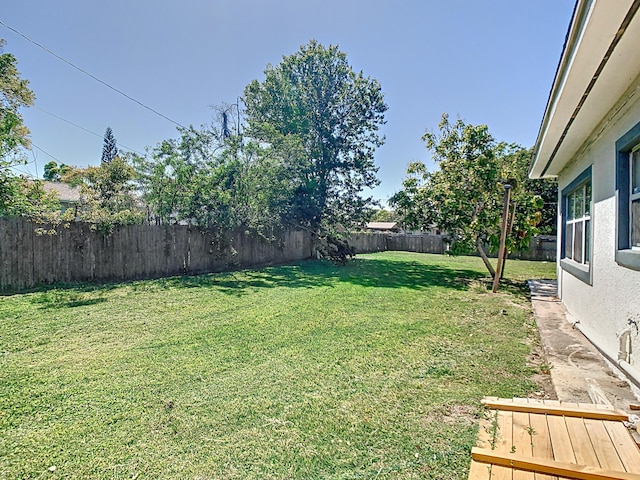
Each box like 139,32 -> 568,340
391,114 -> 550,276
0,39 -> 34,161
135,123 -> 293,239
0,39 -> 35,215
243,40 -> 387,235
0,40 -> 61,223
135,125 -> 236,228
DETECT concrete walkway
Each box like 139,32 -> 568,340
528,279 -> 640,413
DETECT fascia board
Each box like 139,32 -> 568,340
530,0 -> 638,178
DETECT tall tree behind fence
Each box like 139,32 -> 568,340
0,218 -> 313,292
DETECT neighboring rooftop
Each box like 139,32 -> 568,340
366,222 -> 399,231
42,182 -> 82,203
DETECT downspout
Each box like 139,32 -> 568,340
570,320 -> 640,390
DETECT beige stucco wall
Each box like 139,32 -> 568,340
557,92 -> 640,370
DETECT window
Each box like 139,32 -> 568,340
615,121 -> 640,270
561,167 -> 592,283
631,146 -> 640,249
565,181 -> 591,263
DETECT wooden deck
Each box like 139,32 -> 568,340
469,397 -> 640,480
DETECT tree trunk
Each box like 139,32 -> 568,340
476,239 -> 496,278
492,185 -> 512,293
500,203 -> 517,279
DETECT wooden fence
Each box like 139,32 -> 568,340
0,219 -> 556,292
0,218 -> 313,292
349,232 -> 557,261
349,232 -> 445,254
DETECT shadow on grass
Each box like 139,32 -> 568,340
3,281 -> 119,298
31,293 -> 108,310
18,256 -> 488,301
153,264 -> 326,295
341,258 -> 485,291
161,257 -> 486,295
496,278 -> 532,298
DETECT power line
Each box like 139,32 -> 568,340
31,143 -> 62,164
35,106 -> 146,155
0,19 -> 185,129
7,153 -> 40,178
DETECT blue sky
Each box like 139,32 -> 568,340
2,0 -> 575,203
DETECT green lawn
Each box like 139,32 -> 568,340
0,252 -> 555,479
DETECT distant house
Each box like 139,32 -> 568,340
42,182 -> 82,213
530,0 -> 640,386
365,222 -> 400,232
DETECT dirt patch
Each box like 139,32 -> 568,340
423,404 -> 478,427
528,348 -> 557,400
529,373 -> 557,400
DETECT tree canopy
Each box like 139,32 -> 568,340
368,208 -> 399,223
43,161 -> 73,182
390,113 -> 554,276
0,39 -> 34,161
60,155 -> 144,232
243,40 -> 387,234
134,124 -> 239,229
134,121 -> 295,242
0,38 -> 48,218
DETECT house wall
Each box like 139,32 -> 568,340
557,91 -> 640,371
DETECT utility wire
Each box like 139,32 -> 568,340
35,106 -> 146,155
0,19 -> 185,129
29,148 -> 39,178
31,143 -> 62,164
8,152 -> 40,178
9,163 -> 35,177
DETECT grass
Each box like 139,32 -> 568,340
0,252 -> 555,479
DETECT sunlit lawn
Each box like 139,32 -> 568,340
0,252 -> 555,479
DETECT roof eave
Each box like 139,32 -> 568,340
530,0 -> 640,179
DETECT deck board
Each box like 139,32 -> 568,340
528,410 -> 558,480
602,421 -> 640,472
584,418 -> 625,472
482,399 -> 628,421
469,407 -> 496,479
472,448 -> 640,480
547,414 -> 576,464
565,416 -> 599,467
469,397 -> 639,480
512,411 -> 535,480
492,409 -> 514,480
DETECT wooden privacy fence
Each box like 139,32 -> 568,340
0,218 -> 313,292
0,219 -> 556,292
348,232 -> 445,254
349,232 -> 557,261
